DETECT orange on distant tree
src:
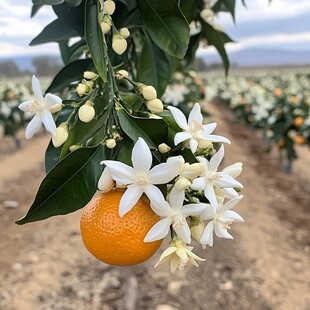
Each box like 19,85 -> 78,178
294,135 -> 305,145
80,189 -> 163,266
293,116 -> 304,127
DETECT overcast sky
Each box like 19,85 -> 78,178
0,0 -> 310,58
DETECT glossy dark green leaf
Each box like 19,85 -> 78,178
117,0 -> 138,11
201,22 -> 233,75
117,108 -> 168,149
85,0 -> 108,82
46,59 -> 92,93
31,4 -> 43,17
16,145 -> 106,225
179,0 -> 199,22
212,0 -> 236,21
30,19 -> 81,45
32,0 -> 64,4
121,94 -> 143,111
183,34 -> 200,68
65,0 -> 83,6
137,34 -> 171,97
137,0 -> 189,59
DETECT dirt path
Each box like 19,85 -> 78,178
0,106 -> 309,310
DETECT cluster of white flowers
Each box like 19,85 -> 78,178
99,102 -> 244,272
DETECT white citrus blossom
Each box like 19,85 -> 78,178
101,137 -> 183,217
168,102 -> 230,153
191,145 -> 243,206
154,238 -> 205,273
144,187 -> 208,244
200,196 -> 244,247
18,75 -> 61,139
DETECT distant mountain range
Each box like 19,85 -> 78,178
0,48 -> 309,73
201,48 -> 310,67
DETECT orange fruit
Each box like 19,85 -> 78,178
294,135 -> 305,145
80,189 -> 163,266
293,116 -> 304,127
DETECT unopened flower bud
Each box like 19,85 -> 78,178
119,27 -> 130,39
198,139 -> 213,149
76,83 -> 89,97
213,23 -> 223,32
112,35 -> 127,55
103,0 -> 115,15
175,177 -> 192,190
190,219 -> 205,243
100,21 -> 111,34
52,123 -> 68,148
78,100 -> 95,123
106,138 -> 117,149
83,71 -> 98,80
158,143 -> 171,154
181,162 -> 204,180
98,167 -> 115,192
222,162 -> 243,178
146,98 -> 163,113
142,85 -> 157,101
50,103 -> 62,114
200,8 -> 214,22
115,69 -> 128,79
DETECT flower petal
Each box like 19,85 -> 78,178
209,145 -> 224,171
144,184 -> 166,212
168,106 -> 189,130
190,177 -> 206,191
204,183 -> 217,206
223,210 -> 244,222
18,100 -> 33,112
222,162 -> 243,178
174,132 -> 192,146
32,75 -> 44,102
148,162 -> 180,184
25,114 -> 42,139
221,187 -> 239,199
144,217 -> 171,242
41,110 -> 56,136
200,204 -> 215,220
44,93 -> 62,109
119,185 -> 144,217
200,221 -> 214,247
97,168 -> 114,192
202,122 -> 217,134
203,134 -> 231,144
214,223 -> 233,239
188,102 -> 203,125
181,203 -> 208,217
131,137 -> 152,172
102,160 -> 135,184
170,255 -> 180,273
189,138 -> 198,153
168,187 -> 185,210
221,195 -> 243,212
216,174 -> 243,188
174,221 -> 191,244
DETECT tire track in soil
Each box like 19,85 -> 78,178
0,108 -> 309,309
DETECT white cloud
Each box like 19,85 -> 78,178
0,42 -> 59,57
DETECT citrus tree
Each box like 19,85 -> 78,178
16,0 -> 245,272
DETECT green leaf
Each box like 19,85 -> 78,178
46,59 -> 92,93
85,0 -> 108,82
65,0 -> 83,6
30,19 -> 81,45
201,22 -> 233,75
137,33 -> 171,97
137,0 -> 190,59
117,108 -> 168,149
179,0 -> 199,23
212,0 -> 236,21
121,94 -> 143,111
32,0 -> 64,4
31,4 -> 43,17
16,145 -> 106,225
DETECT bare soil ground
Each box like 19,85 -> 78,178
0,102 -> 309,310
